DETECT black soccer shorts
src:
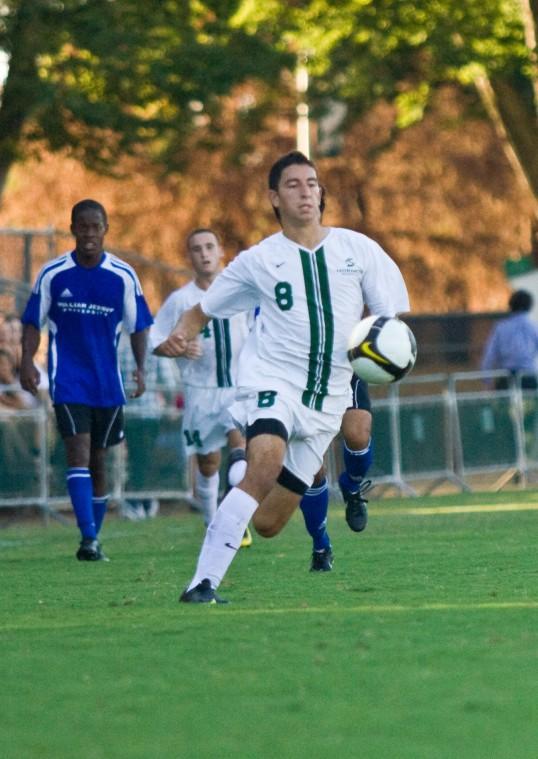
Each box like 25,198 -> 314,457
54,403 -> 125,448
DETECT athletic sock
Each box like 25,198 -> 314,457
93,495 -> 109,535
227,448 -> 247,488
66,467 -> 96,540
343,438 -> 373,487
299,478 -> 331,551
195,470 -> 220,526
187,487 -> 258,591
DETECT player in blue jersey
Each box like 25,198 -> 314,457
20,199 -> 153,561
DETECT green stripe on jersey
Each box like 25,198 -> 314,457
299,247 -> 334,410
212,318 -> 232,387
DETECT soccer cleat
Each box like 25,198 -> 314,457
240,526 -> 253,548
179,578 -> 228,604
310,547 -> 334,572
76,538 -> 108,561
339,475 -> 371,532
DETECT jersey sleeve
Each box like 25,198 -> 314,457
360,240 -> 410,317
201,250 -> 260,318
21,268 -> 52,329
122,268 -> 153,334
149,290 -> 185,349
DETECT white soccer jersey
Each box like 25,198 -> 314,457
201,228 -> 410,412
149,280 -> 249,388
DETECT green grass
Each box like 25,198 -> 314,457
2,489 -> 538,759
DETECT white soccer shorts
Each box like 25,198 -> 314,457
230,382 -> 348,488
182,386 -> 238,455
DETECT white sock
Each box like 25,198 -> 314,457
195,470 -> 220,526
228,458 -> 247,488
188,487 -> 259,591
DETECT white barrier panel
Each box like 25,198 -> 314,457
0,369 -> 534,509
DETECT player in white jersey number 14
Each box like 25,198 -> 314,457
151,228 -> 250,535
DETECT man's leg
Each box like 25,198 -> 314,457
226,428 -> 247,488
225,427 -> 251,546
339,404 -> 373,532
84,406 -> 123,559
64,433 -> 96,542
195,450 -> 221,526
181,432 -> 288,601
90,446 -> 108,534
298,467 -> 333,571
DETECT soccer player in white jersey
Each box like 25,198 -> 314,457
167,151 -> 410,603
151,229 -> 250,531
20,199 -> 153,561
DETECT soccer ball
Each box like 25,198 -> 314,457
347,315 -> 417,384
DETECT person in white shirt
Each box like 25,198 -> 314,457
151,229 -> 250,531
161,151 -> 409,603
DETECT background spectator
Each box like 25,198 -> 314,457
481,289 -> 538,389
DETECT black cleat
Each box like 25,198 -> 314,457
310,547 -> 334,572
76,538 -> 109,561
339,476 -> 371,532
179,578 -> 228,604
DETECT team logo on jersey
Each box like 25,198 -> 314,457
337,258 -> 360,275
60,288 -> 74,297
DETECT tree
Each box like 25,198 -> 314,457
1,0 -> 536,209
0,0 -> 289,200
236,0 -> 537,203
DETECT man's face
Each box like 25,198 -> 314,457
187,232 -> 223,277
269,163 -> 322,225
71,209 -> 108,257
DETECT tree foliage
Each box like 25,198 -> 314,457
0,0 -> 290,196
0,0 -> 536,202
241,0 -> 537,200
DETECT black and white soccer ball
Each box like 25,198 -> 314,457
347,315 -> 417,384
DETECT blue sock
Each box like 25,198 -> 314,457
93,496 -> 109,535
299,478 -> 331,551
66,467 -> 96,540
344,438 -> 373,481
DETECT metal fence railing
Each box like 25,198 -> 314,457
0,391 -> 191,519
327,369 -> 538,497
1,369 -> 538,518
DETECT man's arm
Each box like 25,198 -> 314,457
129,328 -> 148,398
153,303 -> 209,358
20,324 -> 42,395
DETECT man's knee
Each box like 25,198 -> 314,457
252,510 -> 285,538
342,409 -> 372,450
251,477 -> 304,538
252,514 -> 284,538
197,451 -> 221,478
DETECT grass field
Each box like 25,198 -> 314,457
2,489 -> 538,759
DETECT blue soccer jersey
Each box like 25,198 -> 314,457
22,250 -> 153,406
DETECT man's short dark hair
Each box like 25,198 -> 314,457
509,289 -> 533,313
71,199 -> 108,225
268,150 -> 326,221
